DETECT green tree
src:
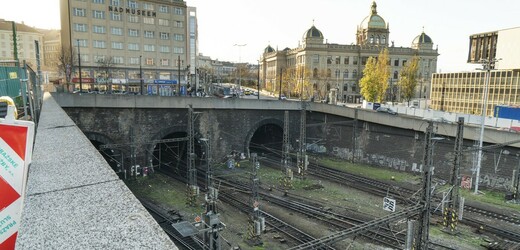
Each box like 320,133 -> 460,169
360,57 -> 378,102
398,56 -> 420,104
359,48 -> 390,103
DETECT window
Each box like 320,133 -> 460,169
93,10 -> 105,19
160,46 -> 170,53
394,59 -> 399,66
376,36 -> 380,44
344,56 -> 349,65
94,55 -> 106,62
160,59 -> 169,66
112,42 -> 123,50
382,36 -> 386,44
174,7 -> 183,15
335,56 -> 340,64
93,25 -> 106,34
173,47 -> 184,54
77,39 -> 88,47
160,32 -> 169,40
361,57 -> 367,65
111,27 -> 123,35
111,12 -> 122,21
92,0 -> 104,3
402,60 -> 407,66
74,23 -> 87,32
326,56 -> 332,64
158,19 -> 169,26
353,69 -> 358,78
174,21 -> 183,28
143,3 -> 154,10
128,43 -> 139,51
313,68 -> 318,78
93,40 -> 106,48
73,8 -> 86,16
129,57 -> 139,64
353,56 -> 358,65
312,54 -> 319,64
174,34 -> 184,41
110,0 -> 121,6
144,44 -> 155,52
113,56 -> 124,64
144,31 -> 154,38
128,0 -> 138,8
143,17 -> 154,25
393,71 -> 399,79
80,55 -> 89,62
335,69 -> 340,78
370,35 -> 374,44
159,5 -> 168,13
343,70 -> 349,79
128,29 -> 139,37
128,15 -> 139,23
146,58 -> 154,65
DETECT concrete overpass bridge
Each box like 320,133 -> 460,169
53,93 -> 520,191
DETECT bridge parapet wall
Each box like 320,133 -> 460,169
16,93 -> 177,249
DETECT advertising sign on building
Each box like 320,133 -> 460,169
0,107 -> 35,249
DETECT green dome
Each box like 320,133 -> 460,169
360,1 -> 387,29
264,45 -> 275,53
303,25 -> 324,39
413,32 -> 433,44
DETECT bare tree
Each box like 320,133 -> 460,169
57,46 -> 77,92
96,56 -> 114,92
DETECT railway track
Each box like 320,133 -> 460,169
139,199 -> 204,250
259,156 -> 520,243
218,188 -> 334,249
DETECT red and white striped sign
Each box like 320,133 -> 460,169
0,113 -> 34,249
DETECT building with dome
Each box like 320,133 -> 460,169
260,1 -> 438,103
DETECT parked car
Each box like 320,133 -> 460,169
376,106 -> 397,115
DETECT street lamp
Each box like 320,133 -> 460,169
77,39 -> 83,92
139,55 -> 144,95
474,58 -> 498,194
234,44 -> 247,96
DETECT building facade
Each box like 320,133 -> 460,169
431,27 -> 520,116
468,27 -> 520,70
431,70 -> 520,116
260,1 -> 438,103
0,19 -> 44,67
60,0 -> 189,93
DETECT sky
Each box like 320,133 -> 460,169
1,0 -> 519,72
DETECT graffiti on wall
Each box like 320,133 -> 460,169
479,173 -> 512,191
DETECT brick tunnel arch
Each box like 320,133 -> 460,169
148,127 -> 204,178
84,132 -> 120,173
245,118 -> 284,158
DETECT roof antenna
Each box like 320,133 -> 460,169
312,19 -> 315,26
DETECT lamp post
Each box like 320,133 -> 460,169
234,44 -> 247,97
139,55 -> 144,95
257,60 -> 260,100
474,59 -> 496,194
77,39 -> 83,92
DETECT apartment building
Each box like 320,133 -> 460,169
60,0 -> 189,93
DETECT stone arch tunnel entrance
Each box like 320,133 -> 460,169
248,123 -> 284,158
86,132 -> 121,174
151,131 -> 203,178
